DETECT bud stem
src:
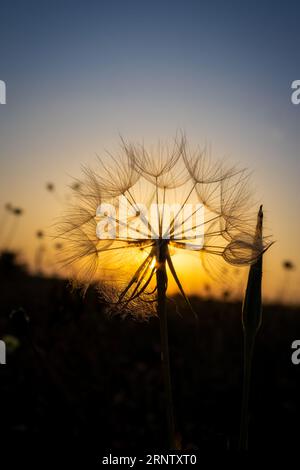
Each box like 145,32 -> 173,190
239,205 -> 264,450
239,334 -> 255,450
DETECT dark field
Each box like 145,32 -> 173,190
1,252 -> 300,458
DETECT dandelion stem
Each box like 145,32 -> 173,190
156,241 -> 176,449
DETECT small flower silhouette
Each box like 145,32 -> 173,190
12,207 -> 23,216
1,205 -> 24,250
46,182 -> 55,192
282,260 -> 295,271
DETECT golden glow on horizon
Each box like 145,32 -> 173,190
0,132 -> 299,304
1,212 -> 298,304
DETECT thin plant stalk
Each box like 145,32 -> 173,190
2,216 -> 20,250
156,240 -> 176,449
0,206 -> 11,239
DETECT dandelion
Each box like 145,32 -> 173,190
276,260 -> 296,304
0,203 -> 13,240
12,207 -> 23,216
35,230 -> 46,275
46,181 -> 64,204
46,182 -> 55,192
56,136 -> 270,448
222,289 -> 230,301
1,206 -> 24,250
282,260 -> 295,271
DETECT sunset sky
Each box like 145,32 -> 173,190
0,0 -> 299,302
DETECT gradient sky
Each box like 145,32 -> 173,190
0,0 -> 299,302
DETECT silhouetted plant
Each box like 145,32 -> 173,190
239,206 -> 272,450
1,206 -> 24,250
35,230 -> 46,275
56,135 -> 270,448
277,259 -> 296,304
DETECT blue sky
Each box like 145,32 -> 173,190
0,0 -> 299,300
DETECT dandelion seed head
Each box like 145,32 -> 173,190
56,135 -> 271,317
